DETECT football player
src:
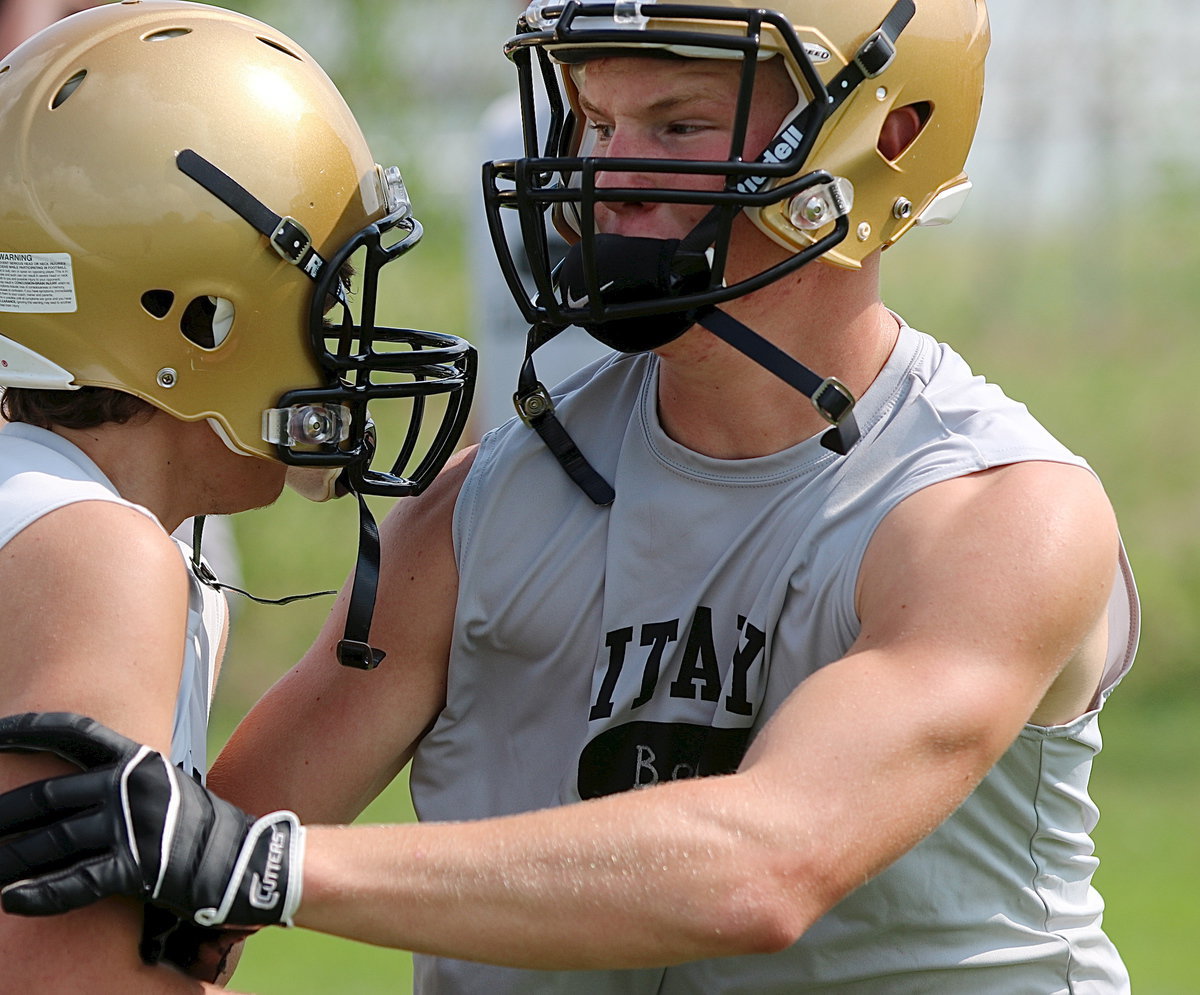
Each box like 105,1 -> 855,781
0,1 -> 472,989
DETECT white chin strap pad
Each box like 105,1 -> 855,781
284,465 -> 342,503
915,180 -> 972,228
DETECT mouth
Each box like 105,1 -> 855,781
595,202 -> 695,242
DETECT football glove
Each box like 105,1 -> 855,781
0,712 -> 304,928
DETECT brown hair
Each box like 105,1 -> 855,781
2,386 -> 154,430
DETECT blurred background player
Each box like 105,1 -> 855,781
465,0 -> 609,437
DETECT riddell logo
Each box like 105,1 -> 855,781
735,121 -> 806,196
248,826 -> 288,910
803,42 -> 832,63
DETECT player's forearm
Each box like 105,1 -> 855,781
296,775 -> 821,969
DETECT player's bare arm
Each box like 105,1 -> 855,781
0,502 -> 231,992
207,446 -> 477,824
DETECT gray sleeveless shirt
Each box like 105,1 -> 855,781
410,321 -> 1137,993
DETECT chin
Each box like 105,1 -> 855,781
209,461 -> 288,516
247,471 -> 288,511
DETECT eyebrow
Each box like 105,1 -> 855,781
578,86 -> 730,119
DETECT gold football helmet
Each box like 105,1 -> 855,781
485,0 -> 988,329
0,0 -> 474,498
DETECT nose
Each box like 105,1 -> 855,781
591,126 -> 659,198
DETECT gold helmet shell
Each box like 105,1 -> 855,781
740,0 -> 990,267
0,0 -> 474,493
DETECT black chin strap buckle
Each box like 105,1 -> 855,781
826,0 -> 915,113
514,382 -> 555,426
514,338 -> 616,507
853,27 -> 898,78
336,638 -> 386,671
812,377 -> 855,426
269,216 -> 322,280
811,377 -> 861,456
694,307 -> 862,457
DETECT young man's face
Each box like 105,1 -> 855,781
573,54 -> 797,246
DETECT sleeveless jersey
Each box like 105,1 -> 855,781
410,321 -> 1138,993
0,422 -> 225,779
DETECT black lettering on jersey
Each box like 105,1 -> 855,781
578,720 -> 751,799
590,610 -> 766,721
589,627 -> 634,721
668,606 -> 721,702
632,619 -> 679,708
726,615 -> 766,716
590,620 -> 682,719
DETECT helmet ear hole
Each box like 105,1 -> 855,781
140,289 -> 175,319
878,102 -> 931,162
180,296 -> 234,350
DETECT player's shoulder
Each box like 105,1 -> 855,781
9,497 -> 182,583
862,459 -> 1117,621
379,444 -> 479,547
886,460 -> 1113,549
0,500 -> 189,689
422,443 -> 479,507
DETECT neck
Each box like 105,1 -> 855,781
653,255 -> 897,459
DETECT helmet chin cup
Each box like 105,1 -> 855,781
284,465 -> 345,503
553,233 -> 713,352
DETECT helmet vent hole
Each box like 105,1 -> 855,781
180,296 -> 234,350
257,36 -> 303,61
50,70 -> 87,109
140,289 -> 175,318
143,28 -> 192,42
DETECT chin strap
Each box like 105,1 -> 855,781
333,491 -> 386,669
187,507 -> 386,670
694,308 -> 861,456
513,306 -> 860,506
177,149 -> 329,282
826,0 -> 915,114
514,324 -> 616,507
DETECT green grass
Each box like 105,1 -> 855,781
204,201 -> 1200,991
1090,700 -> 1200,994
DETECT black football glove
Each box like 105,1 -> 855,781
0,712 -> 304,928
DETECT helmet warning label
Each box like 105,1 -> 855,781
0,253 -> 77,313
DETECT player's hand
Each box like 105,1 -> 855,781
0,712 -> 304,928
142,906 -> 252,983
